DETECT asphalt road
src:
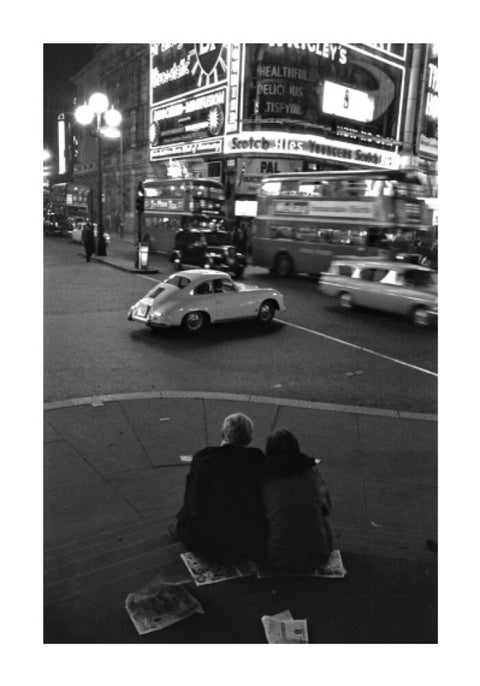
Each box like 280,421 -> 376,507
44,237 -> 437,413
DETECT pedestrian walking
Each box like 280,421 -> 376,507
83,222 -> 95,262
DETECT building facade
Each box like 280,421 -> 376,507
70,43 -> 438,240
72,44 -> 154,236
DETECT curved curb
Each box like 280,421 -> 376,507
76,252 -> 159,274
43,390 -> 437,422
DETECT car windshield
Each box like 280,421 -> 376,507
164,274 -> 192,289
402,269 -> 437,288
203,231 -> 229,246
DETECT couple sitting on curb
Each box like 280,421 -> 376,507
171,413 -> 333,574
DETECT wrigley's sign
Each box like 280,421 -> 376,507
224,131 -> 399,169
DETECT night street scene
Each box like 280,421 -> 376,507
40,38 -> 449,674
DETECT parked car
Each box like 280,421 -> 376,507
44,212 -> 70,237
70,219 -> 110,245
128,269 -> 286,334
170,229 -> 247,278
318,259 -> 437,326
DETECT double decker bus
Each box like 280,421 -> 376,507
142,178 -> 226,253
44,183 -> 91,236
252,169 -> 434,276
47,183 -> 90,220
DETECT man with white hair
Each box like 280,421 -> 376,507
174,413 -> 266,561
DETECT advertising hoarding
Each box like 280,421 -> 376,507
417,44 -> 438,158
148,43 -> 405,169
224,130 -> 399,169
242,43 -> 405,149
150,44 -> 229,158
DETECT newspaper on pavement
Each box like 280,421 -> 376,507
261,610 -> 309,644
315,549 -> 347,577
181,551 -> 256,586
125,583 -> 204,635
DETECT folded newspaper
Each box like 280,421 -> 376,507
125,583 -> 204,635
262,610 -> 309,644
256,549 -> 347,579
180,551 -> 256,586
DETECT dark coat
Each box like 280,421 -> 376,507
83,225 -> 95,254
176,444 -> 267,561
262,451 -> 333,573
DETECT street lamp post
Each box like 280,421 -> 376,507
75,93 -> 122,256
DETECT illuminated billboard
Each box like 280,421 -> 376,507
242,43 -> 405,149
417,44 -> 438,158
149,43 -> 406,168
150,43 -> 229,159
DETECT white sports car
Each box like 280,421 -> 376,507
318,259 -> 437,326
128,269 -> 286,334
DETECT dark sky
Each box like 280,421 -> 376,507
43,44 -> 96,153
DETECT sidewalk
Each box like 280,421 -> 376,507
44,391 -> 437,643
88,234 -> 160,274
83,234 -> 268,278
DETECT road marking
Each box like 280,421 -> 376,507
278,319 -> 438,377
138,274 -> 161,283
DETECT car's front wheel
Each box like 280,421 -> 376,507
181,311 -> 208,334
339,291 -> 354,310
411,305 -> 431,327
258,300 -> 276,324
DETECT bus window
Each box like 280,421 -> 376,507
280,180 -> 299,196
294,226 -> 319,242
298,183 -> 317,196
270,225 -> 293,239
365,179 -> 384,197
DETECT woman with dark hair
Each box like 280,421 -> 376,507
262,429 -> 333,573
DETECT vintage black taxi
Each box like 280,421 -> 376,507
170,229 -> 247,278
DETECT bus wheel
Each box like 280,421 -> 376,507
258,300 -> 275,324
182,311 -> 208,334
274,253 -> 293,276
339,292 -> 354,310
411,305 -> 430,327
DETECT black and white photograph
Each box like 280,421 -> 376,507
6,6 -> 477,684
43,39 -> 439,643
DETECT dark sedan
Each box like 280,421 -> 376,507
170,229 -> 247,278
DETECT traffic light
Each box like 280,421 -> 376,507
136,182 -> 145,213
